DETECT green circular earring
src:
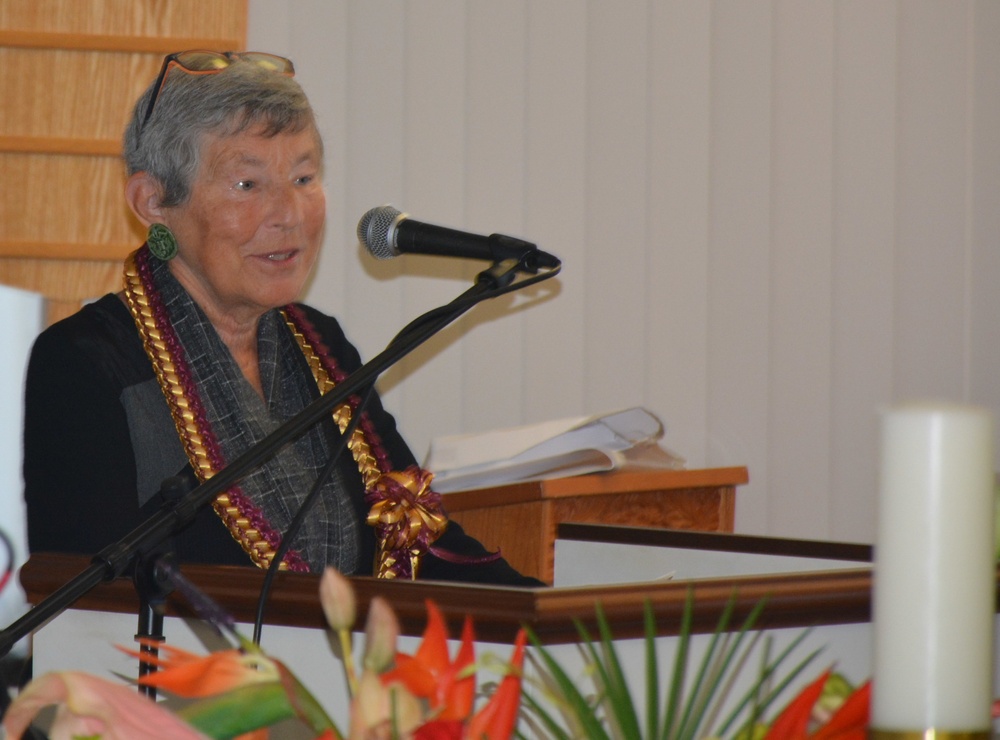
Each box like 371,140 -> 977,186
147,223 -> 178,261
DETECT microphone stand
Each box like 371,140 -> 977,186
0,254 -> 558,661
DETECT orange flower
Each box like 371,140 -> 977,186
812,680 -> 871,740
764,671 -> 870,740
464,629 -> 526,740
120,640 -> 339,739
381,600 -> 476,721
118,639 -> 279,698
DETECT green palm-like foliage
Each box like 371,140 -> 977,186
519,591 -> 821,740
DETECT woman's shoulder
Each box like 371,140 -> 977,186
31,293 -> 150,384
38,293 -> 133,340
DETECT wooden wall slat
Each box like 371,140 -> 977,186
0,1 -> 247,41
0,48 -> 159,141
0,242 -> 134,261
1,154 -> 141,246
0,30 -> 242,53
0,259 -> 122,302
0,136 -> 121,157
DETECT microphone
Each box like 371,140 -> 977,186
357,205 -> 560,271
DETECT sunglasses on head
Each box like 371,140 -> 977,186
141,50 -> 296,129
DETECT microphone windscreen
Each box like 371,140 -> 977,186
357,205 -> 404,260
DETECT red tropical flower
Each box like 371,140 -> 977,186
381,599 -> 477,721
813,680 -> 871,740
465,629 -> 527,740
764,671 -> 870,740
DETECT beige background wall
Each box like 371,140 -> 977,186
244,1 -> 996,546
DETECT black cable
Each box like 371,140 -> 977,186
252,384 -> 375,645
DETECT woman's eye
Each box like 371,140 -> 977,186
296,174 -> 315,186
235,180 -> 255,191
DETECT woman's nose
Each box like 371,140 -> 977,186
269,184 -> 303,228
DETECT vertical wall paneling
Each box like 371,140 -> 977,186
768,2 -> 835,539
338,1 -> 407,361
830,0 -> 897,543
893,3 -> 970,401
284,2 -> 349,324
969,1 -> 1000,466
707,2 -> 774,535
460,1 -> 528,434
395,3 -> 468,450
521,1 -> 589,423
582,1 -> 649,412
646,0 -> 712,467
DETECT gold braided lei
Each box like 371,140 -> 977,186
122,249 -> 446,577
123,252 -> 288,569
281,309 -> 448,579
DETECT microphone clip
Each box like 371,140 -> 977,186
487,233 -> 559,274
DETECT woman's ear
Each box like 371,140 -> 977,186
124,171 -> 166,228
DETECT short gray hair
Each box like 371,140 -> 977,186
123,57 -> 321,207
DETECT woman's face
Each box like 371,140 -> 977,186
162,123 -> 326,328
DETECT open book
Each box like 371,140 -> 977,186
424,407 -> 685,493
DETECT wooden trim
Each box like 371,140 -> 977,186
0,241 -> 133,260
19,551 -> 880,645
0,135 -> 120,157
539,465 -> 749,498
557,524 -> 874,563
444,466 -> 749,510
0,30 -> 242,54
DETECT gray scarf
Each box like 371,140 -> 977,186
151,256 -> 362,574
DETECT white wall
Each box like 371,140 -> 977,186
247,0 -> 1000,545
0,285 -> 42,656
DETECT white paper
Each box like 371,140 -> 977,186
425,407 -> 679,493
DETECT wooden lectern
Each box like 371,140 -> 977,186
443,466 -> 748,583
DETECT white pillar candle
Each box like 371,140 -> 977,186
872,402 -> 995,731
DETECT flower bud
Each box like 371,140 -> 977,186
319,566 -> 356,632
362,596 -> 399,672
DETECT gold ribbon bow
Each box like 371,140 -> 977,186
366,466 -> 447,579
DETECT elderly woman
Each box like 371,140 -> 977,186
23,51 -> 536,585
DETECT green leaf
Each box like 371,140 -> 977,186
519,689 -> 576,740
660,587 -> 695,739
717,629 -> 821,737
178,681 -> 297,738
520,588 -> 827,740
177,670 -> 339,740
686,597 -> 773,738
644,600 -> 660,739
674,592 -> 746,739
525,626 -> 612,740
577,605 -> 642,739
